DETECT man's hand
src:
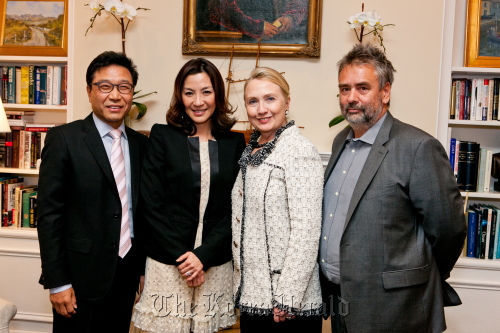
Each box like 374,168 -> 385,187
50,287 -> 77,318
176,251 -> 203,281
135,275 -> 145,304
276,16 -> 293,34
262,21 -> 279,39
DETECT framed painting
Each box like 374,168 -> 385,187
465,0 -> 500,67
0,0 -> 68,57
183,0 -> 322,58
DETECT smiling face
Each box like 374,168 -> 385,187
338,64 -> 391,137
86,65 -> 134,129
182,72 -> 216,131
244,78 -> 290,142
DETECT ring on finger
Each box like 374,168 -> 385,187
186,271 -> 192,276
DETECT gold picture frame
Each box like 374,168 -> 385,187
182,0 -> 322,58
0,0 -> 68,57
465,0 -> 500,67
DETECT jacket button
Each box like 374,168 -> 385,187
111,241 -> 118,248
239,190 -> 242,196
233,241 -> 238,248
114,211 -> 120,218
236,217 -> 240,223
235,266 -> 240,272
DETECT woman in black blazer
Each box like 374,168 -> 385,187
133,59 -> 245,332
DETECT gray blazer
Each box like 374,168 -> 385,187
322,112 -> 466,333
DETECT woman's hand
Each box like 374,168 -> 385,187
176,251 -> 203,281
187,270 -> 205,287
273,307 -> 295,323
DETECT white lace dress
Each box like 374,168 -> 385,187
132,141 -> 236,333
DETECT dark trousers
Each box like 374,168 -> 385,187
240,312 -> 322,333
320,272 -> 348,333
52,246 -> 139,333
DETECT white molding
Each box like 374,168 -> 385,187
319,151 -> 331,166
455,257 -> 500,271
449,280 -> 500,291
0,229 -> 38,240
12,311 -> 52,323
0,248 -> 40,258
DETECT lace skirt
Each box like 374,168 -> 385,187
132,257 -> 236,333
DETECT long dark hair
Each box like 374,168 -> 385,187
166,58 -> 236,135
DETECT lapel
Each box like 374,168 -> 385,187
343,112 -> 394,231
125,127 -> 140,209
324,126 -> 351,184
82,114 -> 116,191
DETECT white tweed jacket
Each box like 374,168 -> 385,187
231,125 -> 323,316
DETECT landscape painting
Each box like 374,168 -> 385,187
0,0 -> 67,56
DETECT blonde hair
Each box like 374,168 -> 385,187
244,67 -> 290,100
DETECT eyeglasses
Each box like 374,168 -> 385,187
91,82 -> 134,94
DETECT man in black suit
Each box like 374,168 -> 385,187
37,51 -> 148,332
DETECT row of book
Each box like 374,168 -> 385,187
466,204 -> 500,259
0,65 -> 67,106
0,176 -> 37,228
0,119 -> 55,169
450,78 -> 500,121
449,139 -> 498,192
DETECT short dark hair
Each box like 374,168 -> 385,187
166,58 -> 236,135
86,51 -> 138,86
337,44 -> 396,89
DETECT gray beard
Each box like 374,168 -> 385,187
341,103 -> 382,128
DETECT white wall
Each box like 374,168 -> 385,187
72,0 -> 447,152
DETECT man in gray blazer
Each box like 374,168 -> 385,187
320,44 -> 466,333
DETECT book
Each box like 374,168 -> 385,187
20,66 -> 29,104
493,78 -> 499,120
38,66 -> 47,105
483,206 -> 493,259
477,148 -> 486,193
6,181 -> 23,226
45,65 -> 53,106
22,190 -> 36,228
28,65 -> 35,104
457,141 -> 480,191
7,66 -> 16,103
5,132 -> 12,168
467,209 -> 477,257
52,66 -> 61,105
1,66 -> 8,103
470,79 -> 477,120
60,65 -> 67,105
475,79 -> 483,121
29,194 -> 37,228
482,79 -> 489,120
484,149 -> 493,192
11,129 -> 20,168
450,80 -> 457,119
488,79 -> 494,121
25,123 -> 58,132
23,131 -> 31,169
15,67 -> 21,103
488,206 -> 497,259
449,138 -> 456,169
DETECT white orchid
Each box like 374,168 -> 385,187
104,0 -> 124,14
89,0 -> 101,12
347,8 -> 394,52
119,3 -> 137,20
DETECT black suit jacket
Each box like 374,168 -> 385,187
37,113 -> 148,301
140,124 -> 245,270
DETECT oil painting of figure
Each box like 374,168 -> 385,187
196,0 -> 309,44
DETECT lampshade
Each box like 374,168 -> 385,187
0,100 -> 11,133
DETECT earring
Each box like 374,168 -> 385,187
285,110 -> 289,115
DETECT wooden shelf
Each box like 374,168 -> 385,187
461,191 -> 500,199
0,56 -> 67,64
3,104 -> 67,111
0,168 -> 38,175
449,120 -> 500,126
456,256 -> 500,270
452,67 -> 500,74
0,227 -> 38,239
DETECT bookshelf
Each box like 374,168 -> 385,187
438,0 -> 500,331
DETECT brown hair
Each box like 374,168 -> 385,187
166,58 -> 236,135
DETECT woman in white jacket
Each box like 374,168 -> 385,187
232,67 -> 323,332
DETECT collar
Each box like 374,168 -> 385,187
92,113 -> 128,140
346,112 -> 388,145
